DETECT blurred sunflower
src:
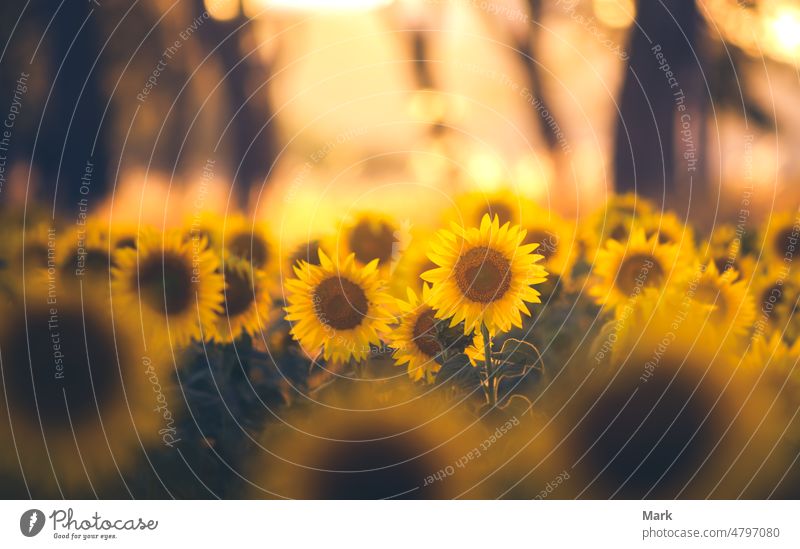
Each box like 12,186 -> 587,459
58,223 -> 112,282
589,228 -> 680,311
450,188 -> 535,227
183,210 -> 223,252
520,211 -> 577,281
386,285 -> 443,383
246,386 -> 491,499
555,302 -> 795,498
337,211 -> 405,273
699,224 -> 755,281
107,220 -> 142,251
284,250 -> 393,363
423,214 -> 547,335
113,229 -> 224,347
223,215 -> 277,274
681,260 -> 755,337
213,256 -> 271,343
749,263 -> 798,341
0,286 -> 169,495
760,210 -> 800,267
636,210 -> 695,254
580,193 -> 655,257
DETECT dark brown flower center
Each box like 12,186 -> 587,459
411,307 -> 442,357
304,424 -> 446,499
760,284 -> 783,310
115,236 -> 137,250
137,252 -> 194,316
616,254 -> 663,295
229,232 -> 270,268
478,201 -> 513,226
348,220 -> 397,265
713,256 -> 739,276
454,246 -> 512,303
609,221 -> 630,242
223,266 -> 256,317
525,229 -> 558,260
574,358 -> 722,498
645,229 -> 672,245
313,277 -> 369,331
290,240 -> 322,267
774,226 -> 798,258
63,249 -> 111,279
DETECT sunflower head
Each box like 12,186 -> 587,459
59,224 -> 112,282
589,228 -> 682,311
422,214 -> 547,335
681,260 -> 754,336
761,210 -> 800,266
284,249 -> 393,363
112,229 -> 224,347
386,284 -> 446,382
338,212 -> 403,271
520,210 -> 577,282
554,304 -> 794,498
0,283 -> 170,494
213,256 -> 271,343
223,215 -> 276,273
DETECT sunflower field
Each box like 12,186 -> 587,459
2,190 -> 798,499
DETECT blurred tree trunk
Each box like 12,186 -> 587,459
614,0 -> 707,208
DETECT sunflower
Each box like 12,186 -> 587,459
699,224 -> 755,281
337,211 -> 405,273
760,210 -> 800,267
213,256 -> 271,343
0,284 -> 171,495
678,260 -> 755,337
223,214 -> 277,274
580,193 -> 655,257
107,219 -> 142,251
449,188 -> 536,228
423,214 -> 547,336
635,210 -> 695,254
553,303 -> 795,498
749,263 -> 797,341
112,229 -> 224,347
58,223 -> 113,283
246,385 -> 491,499
386,285 -> 445,383
519,210 -> 577,281
589,228 -> 681,311
284,249 -> 393,363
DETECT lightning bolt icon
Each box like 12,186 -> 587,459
28,510 -> 38,533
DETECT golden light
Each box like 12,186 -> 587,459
766,4 -> 800,58
205,0 -> 240,21
245,0 -> 393,12
468,153 -> 506,191
592,0 -> 636,29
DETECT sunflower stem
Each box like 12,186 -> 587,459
481,323 -> 495,406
